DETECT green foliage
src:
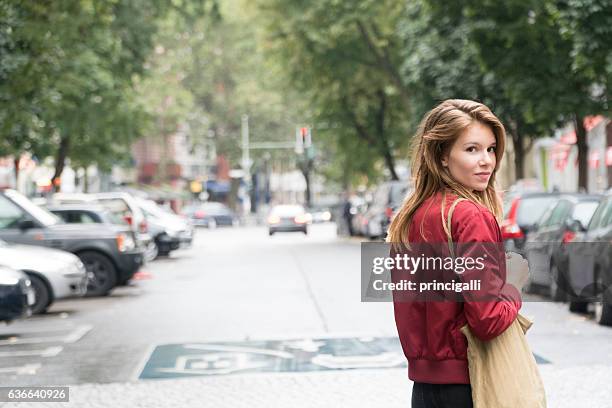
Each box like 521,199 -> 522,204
256,0 -> 411,186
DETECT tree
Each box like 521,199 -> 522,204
454,0 -> 611,189
256,0 -> 411,186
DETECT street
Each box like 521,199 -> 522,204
1,223 -> 612,406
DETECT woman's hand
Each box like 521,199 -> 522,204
505,251 -> 529,291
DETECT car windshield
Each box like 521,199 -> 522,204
572,201 -> 599,228
4,190 -> 60,227
136,199 -> 173,219
516,196 -> 559,226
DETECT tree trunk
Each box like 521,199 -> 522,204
382,149 -> 399,181
303,167 -> 311,208
574,114 -> 588,191
298,158 -> 313,208
375,89 -> 399,181
53,135 -> 70,192
512,131 -> 525,180
13,156 -> 20,190
83,167 -> 89,193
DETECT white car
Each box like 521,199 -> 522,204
0,240 -> 87,314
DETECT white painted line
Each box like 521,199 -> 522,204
0,324 -> 92,346
0,346 -> 63,358
63,325 -> 92,343
0,363 -> 41,375
0,325 -> 75,335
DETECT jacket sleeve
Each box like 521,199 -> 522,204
453,202 -> 522,341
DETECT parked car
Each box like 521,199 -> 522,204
267,205 -> 309,235
0,240 -> 87,314
350,198 -> 370,237
48,204 -> 130,226
524,194 -> 601,301
501,192 -> 561,255
0,189 -> 144,296
182,202 -> 238,228
565,191 -> 612,325
52,192 -> 155,262
134,197 -> 194,257
353,181 -> 410,240
0,266 -> 34,323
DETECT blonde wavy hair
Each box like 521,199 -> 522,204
387,99 -> 506,246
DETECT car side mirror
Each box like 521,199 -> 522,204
567,219 -> 586,233
18,219 -> 36,230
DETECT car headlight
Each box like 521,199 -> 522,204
116,233 -> 136,252
63,262 -> 87,278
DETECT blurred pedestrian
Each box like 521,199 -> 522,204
386,99 -> 530,408
342,191 -> 354,236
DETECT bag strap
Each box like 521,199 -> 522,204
441,192 -> 467,259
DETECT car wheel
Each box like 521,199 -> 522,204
157,246 -> 171,257
549,263 -> 567,302
594,272 -> 612,326
595,301 -> 612,326
269,230 -> 274,236
79,251 -> 117,297
303,229 -> 308,235
569,301 -> 588,313
27,274 -> 51,314
145,242 -> 158,263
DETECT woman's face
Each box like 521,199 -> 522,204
442,122 -> 497,192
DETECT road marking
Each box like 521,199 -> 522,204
0,325 -> 92,346
0,325 -> 76,335
182,344 -> 294,359
131,344 -> 156,381
0,346 -> 63,358
0,363 -> 41,375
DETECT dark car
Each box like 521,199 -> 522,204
183,202 -> 237,228
0,189 -> 144,296
267,205 -> 309,235
524,194 -> 601,300
0,266 -> 33,323
565,192 -> 612,325
501,192 -> 561,255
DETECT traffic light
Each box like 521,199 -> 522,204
295,126 -> 312,154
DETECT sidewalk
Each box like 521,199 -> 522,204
5,365 -> 612,408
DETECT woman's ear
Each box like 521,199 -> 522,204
441,154 -> 449,168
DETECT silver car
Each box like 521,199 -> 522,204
0,240 -> 87,314
134,198 -> 194,258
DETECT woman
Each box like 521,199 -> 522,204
387,99 -> 529,408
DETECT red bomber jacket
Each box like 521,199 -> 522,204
391,190 -> 522,384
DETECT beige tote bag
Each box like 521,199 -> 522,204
445,195 -> 547,408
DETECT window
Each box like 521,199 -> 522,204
516,196 -> 559,226
588,199 -> 609,231
537,203 -> 557,228
0,195 -> 26,229
598,200 -> 612,229
571,202 -> 599,230
548,200 -> 571,227
78,212 -> 99,224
